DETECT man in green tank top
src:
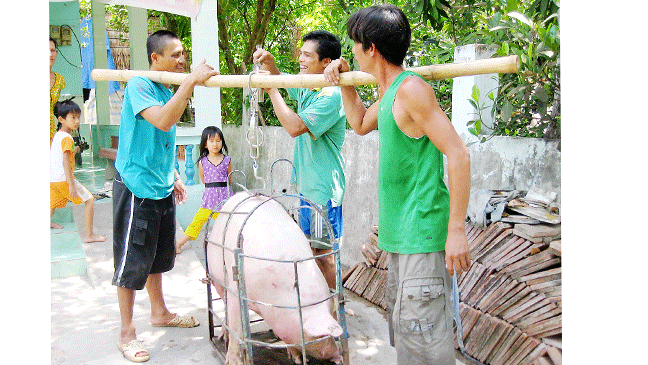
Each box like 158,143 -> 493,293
324,5 -> 471,365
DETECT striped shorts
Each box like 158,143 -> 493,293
112,173 -> 176,290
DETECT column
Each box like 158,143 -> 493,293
185,145 -> 196,185
128,6 -> 148,71
191,0 -> 221,130
451,44 -> 499,143
91,2 -> 109,126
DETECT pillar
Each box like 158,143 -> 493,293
451,44 -> 499,143
91,2 -> 109,126
128,6 -> 148,71
190,0 -> 221,130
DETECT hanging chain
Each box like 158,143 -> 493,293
245,45 -> 266,189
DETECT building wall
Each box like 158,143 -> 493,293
221,125 -> 560,267
50,1 -> 89,150
49,1 -> 83,101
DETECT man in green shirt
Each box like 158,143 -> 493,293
324,5 -> 471,365
253,31 -> 346,290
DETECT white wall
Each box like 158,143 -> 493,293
221,125 -> 560,267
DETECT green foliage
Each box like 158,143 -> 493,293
402,0 -> 561,141
79,0 -> 559,140
410,0 -> 451,30
478,9 -> 560,140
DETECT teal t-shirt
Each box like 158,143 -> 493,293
286,86 -> 346,206
115,76 -> 177,200
377,71 -> 450,254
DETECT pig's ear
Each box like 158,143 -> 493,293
303,315 -> 343,338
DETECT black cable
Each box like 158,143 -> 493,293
55,24 -> 82,69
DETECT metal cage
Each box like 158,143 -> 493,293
202,163 -> 350,365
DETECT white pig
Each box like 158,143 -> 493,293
207,192 -> 344,365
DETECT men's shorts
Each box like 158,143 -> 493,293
384,251 -> 455,365
298,197 -> 342,250
112,173 -> 176,290
50,179 -> 93,209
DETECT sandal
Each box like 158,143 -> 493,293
152,314 -> 199,328
118,339 -> 150,363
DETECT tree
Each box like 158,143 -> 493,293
403,0 -> 561,140
81,0 -> 560,139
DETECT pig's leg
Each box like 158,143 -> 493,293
209,281 -> 229,343
286,346 -> 304,364
224,294 -> 245,365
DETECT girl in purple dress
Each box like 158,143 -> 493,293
176,126 -> 233,253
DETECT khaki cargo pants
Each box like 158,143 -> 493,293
385,251 -> 455,365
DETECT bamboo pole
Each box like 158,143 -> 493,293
91,55 -> 519,88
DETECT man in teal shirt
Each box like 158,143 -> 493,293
112,30 -> 217,363
253,31 -> 346,289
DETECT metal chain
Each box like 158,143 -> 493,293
246,47 -> 266,189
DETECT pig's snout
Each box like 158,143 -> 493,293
306,336 -> 342,362
328,323 -> 343,338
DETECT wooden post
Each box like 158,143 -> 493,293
91,55 -> 520,88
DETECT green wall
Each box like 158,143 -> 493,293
49,1 -> 82,99
50,1 -> 92,152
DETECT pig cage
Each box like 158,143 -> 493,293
202,164 -> 350,365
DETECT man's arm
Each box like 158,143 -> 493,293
252,48 -> 281,75
140,60 -> 218,132
173,169 -> 187,205
324,58 -> 378,135
399,77 -> 472,277
265,88 -> 310,137
252,48 -> 310,137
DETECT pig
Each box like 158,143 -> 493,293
206,191 -> 344,365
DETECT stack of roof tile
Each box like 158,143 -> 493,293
342,225 -> 390,309
342,220 -> 562,365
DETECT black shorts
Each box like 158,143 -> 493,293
112,173 -> 176,290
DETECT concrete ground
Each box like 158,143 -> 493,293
49,153 -> 464,365
50,194 -> 402,365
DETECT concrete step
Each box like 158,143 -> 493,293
51,206 -> 89,279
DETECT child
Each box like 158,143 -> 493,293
50,99 -> 106,243
176,126 -> 233,253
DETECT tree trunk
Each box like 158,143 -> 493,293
217,1 -> 242,75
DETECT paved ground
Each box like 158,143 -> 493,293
50,196 -> 401,365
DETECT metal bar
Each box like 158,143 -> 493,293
294,261 -> 308,365
246,334 -> 333,349
235,247 -> 254,364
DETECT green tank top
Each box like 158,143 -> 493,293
377,71 -> 450,254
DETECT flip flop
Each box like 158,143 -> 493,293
118,339 -> 150,363
152,314 -> 200,328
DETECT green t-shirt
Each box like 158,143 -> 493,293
286,86 -> 346,206
377,71 -> 450,254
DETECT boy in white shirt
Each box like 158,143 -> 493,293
50,99 -> 106,243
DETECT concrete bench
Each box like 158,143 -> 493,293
98,147 -> 117,180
